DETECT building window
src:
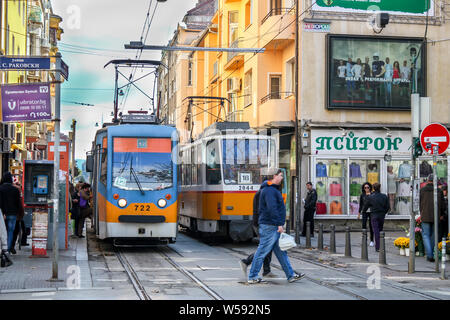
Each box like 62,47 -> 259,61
244,70 -> 252,107
229,11 -> 239,46
188,61 -> 193,86
271,0 -> 282,15
245,1 -> 252,28
286,58 -> 295,94
269,75 -> 281,99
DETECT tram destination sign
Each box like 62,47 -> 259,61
0,57 -> 51,70
1,83 -> 52,122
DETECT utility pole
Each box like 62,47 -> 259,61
294,0 -> 302,243
432,145 -> 439,272
71,119 -> 76,179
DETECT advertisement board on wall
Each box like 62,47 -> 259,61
326,35 -> 426,110
313,0 -> 433,16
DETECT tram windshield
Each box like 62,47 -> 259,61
112,137 -> 173,191
222,138 -> 276,185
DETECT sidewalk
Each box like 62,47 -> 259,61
0,224 -> 93,294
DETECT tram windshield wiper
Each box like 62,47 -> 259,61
129,158 -> 145,195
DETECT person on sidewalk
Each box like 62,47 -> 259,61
358,182 -> 374,247
77,183 -> 93,238
301,182 -> 317,237
0,172 -> 22,254
1,211 -> 13,267
70,183 -> 82,237
420,174 -> 445,262
11,181 -> 28,251
240,175 -> 274,278
247,168 -> 304,284
361,182 -> 389,252
438,185 -> 448,242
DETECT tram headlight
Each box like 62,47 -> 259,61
118,198 -> 127,208
157,198 -> 167,208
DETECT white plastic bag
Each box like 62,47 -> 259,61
278,232 -> 297,251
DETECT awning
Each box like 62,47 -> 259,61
11,144 -> 27,152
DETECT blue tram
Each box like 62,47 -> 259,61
87,115 -> 178,245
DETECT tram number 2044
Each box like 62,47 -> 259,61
238,185 -> 255,191
134,205 -> 151,212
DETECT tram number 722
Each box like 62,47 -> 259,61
134,205 -> 151,212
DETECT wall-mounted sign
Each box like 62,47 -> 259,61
303,22 -> 330,33
0,57 -> 51,70
314,0 -> 433,16
1,83 -> 52,122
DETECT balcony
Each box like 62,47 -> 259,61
259,92 -> 294,127
260,8 -> 295,50
226,110 -> 243,122
224,40 -> 244,71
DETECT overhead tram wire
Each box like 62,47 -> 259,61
174,1 -> 317,124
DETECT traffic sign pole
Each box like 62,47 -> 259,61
433,147 -> 439,272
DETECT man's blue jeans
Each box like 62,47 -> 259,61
5,215 -> 16,251
248,224 -> 295,280
421,222 -> 435,259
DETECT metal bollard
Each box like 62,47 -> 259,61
330,225 -> 336,253
306,222 -> 311,248
345,226 -> 351,257
318,223 -> 324,251
441,237 -> 447,280
379,231 -> 387,265
361,229 -> 368,261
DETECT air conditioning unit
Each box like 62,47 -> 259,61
231,77 -> 241,92
2,140 -> 11,153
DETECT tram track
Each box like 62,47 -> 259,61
223,246 -> 442,301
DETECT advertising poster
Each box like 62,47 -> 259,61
1,83 -> 52,122
327,35 -> 425,110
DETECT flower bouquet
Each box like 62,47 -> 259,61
414,216 -> 425,256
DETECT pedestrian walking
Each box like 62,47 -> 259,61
438,185 -> 448,242
0,172 -> 22,254
357,182 -> 374,247
301,182 -> 317,237
70,183 -> 82,237
1,209 -> 13,267
77,183 -> 93,238
11,181 -> 28,251
247,168 -> 304,284
239,175 -> 274,278
420,174 -> 445,262
361,182 -> 389,252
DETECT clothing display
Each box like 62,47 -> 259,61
398,181 -> 411,197
350,182 -> 361,197
329,162 -> 342,177
330,201 -> 342,214
349,163 -> 362,178
398,162 -> 412,179
316,162 -> 327,177
316,202 -> 327,215
316,182 -> 326,197
387,172 -> 397,194
367,172 -> 379,185
329,182 -> 343,196
397,199 -> 411,215
420,161 -> 432,178
436,162 -> 447,178
349,201 -> 359,215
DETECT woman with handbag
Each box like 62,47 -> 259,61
358,182 -> 374,247
1,212 -> 13,267
77,183 -> 93,238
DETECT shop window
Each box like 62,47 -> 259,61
349,160 -> 380,216
386,160 -> 413,215
315,159 -> 347,215
419,159 -> 447,185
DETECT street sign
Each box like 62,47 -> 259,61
420,123 -> 450,155
0,56 -> 51,70
60,59 -> 69,80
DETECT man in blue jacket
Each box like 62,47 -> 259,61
247,168 -> 305,284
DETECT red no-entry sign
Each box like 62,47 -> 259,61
420,123 -> 450,155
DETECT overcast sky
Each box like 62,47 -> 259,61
52,0 -> 198,159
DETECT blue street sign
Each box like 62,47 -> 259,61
0,57 -> 51,70
60,59 -> 69,80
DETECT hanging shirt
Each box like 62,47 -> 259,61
367,172 -> 379,185
350,182 -> 361,197
397,199 -> 411,215
349,202 -> 359,215
330,201 -> 342,215
329,182 -> 343,197
398,181 -> 411,197
316,163 -> 328,177
436,162 -> 447,178
387,172 -> 397,194
398,163 -> 412,179
420,161 -> 432,178
316,182 -> 327,197
349,163 -> 362,178
329,163 -> 342,177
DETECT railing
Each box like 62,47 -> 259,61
262,8 -> 294,24
260,91 -> 294,104
226,110 -> 243,122
227,40 -> 240,64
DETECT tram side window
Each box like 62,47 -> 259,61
100,146 -> 107,186
191,146 -> 197,185
206,139 -> 221,185
197,144 -> 203,184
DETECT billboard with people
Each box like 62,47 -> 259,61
326,35 -> 426,110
